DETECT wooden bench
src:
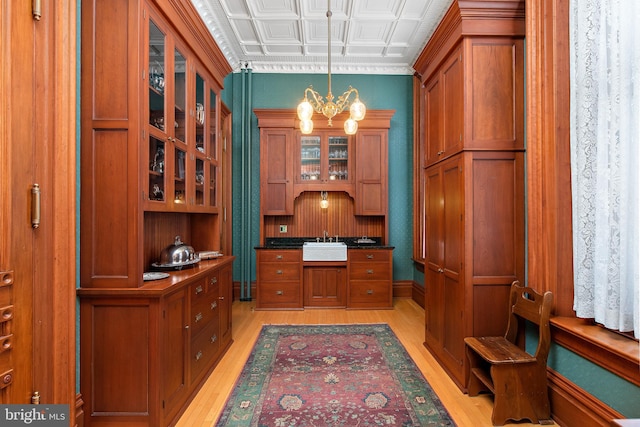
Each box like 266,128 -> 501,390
464,280 -> 554,425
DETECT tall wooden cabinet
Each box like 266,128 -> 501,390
414,0 -> 526,391
79,0 -> 233,425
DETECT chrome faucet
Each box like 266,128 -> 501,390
323,230 -> 329,242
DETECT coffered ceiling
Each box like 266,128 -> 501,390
191,0 -> 453,74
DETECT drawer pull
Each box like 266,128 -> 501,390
195,351 -> 203,361
276,269 -> 283,275
366,254 -> 374,259
0,334 -> 13,352
210,334 -> 217,343
276,290 -> 283,295
210,277 -> 217,285
275,255 -> 283,260
211,301 -> 217,310
195,285 -> 203,294
367,289 -> 374,295
195,312 -> 203,323
366,269 -> 374,274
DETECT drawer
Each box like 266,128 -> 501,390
256,281 -> 302,309
258,250 -> 301,263
348,250 -> 391,263
258,262 -> 301,281
190,322 -> 220,383
190,294 -> 219,337
190,274 -> 219,302
348,280 -> 392,308
349,263 -> 391,280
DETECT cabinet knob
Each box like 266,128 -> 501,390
211,301 -> 217,310
366,254 -> 374,259
210,277 -> 217,285
218,296 -> 225,300
367,289 -> 373,295
366,269 -> 374,274
210,334 -> 217,343
185,325 -> 189,329
195,312 -> 203,322
275,255 -> 283,260
195,351 -> 203,361
276,290 -> 283,295
195,285 -> 203,294
276,269 -> 283,275
437,268 -> 444,273
437,150 -> 444,155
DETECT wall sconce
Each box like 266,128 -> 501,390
320,191 -> 329,209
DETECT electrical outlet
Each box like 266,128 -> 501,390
279,225 -> 287,233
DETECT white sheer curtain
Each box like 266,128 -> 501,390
570,0 -> 640,336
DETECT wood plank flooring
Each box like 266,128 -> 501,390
177,298 -> 555,426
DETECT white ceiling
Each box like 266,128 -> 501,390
191,0 -> 453,75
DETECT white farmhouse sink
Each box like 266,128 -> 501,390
302,241 -> 347,261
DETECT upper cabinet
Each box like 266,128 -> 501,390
255,109 -> 394,243
414,1 -> 525,168
80,0 -> 231,288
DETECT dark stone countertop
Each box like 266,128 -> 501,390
255,237 -> 394,250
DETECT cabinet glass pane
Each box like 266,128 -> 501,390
195,73 -> 205,153
209,88 -> 217,159
174,148 -> 186,205
328,136 -> 348,180
174,49 -> 186,143
195,157 -> 204,206
300,136 -> 321,181
148,20 -> 165,131
148,136 -> 165,202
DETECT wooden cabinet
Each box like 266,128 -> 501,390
256,249 -> 303,309
259,128 -> 295,215
347,249 -> 393,309
295,131 -> 353,195
303,265 -> 347,308
255,109 -> 394,243
354,130 -> 388,216
79,0 -> 233,425
424,151 -> 525,390
79,259 -> 234,427
414,0 -> 525,392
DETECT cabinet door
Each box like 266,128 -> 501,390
424,74 -> 442,166
355,130 -> 387,215
424,165 -> 444,348
442,47 -> 464,157
162,288 -> 189,418
260,129 -> 294,215
441,156 -> 464,374
296,131 -> 353,191
303,267 -> 346,307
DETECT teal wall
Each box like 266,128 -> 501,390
224,72 -> 416,283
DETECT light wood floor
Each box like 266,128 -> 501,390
177,298 -> 555,426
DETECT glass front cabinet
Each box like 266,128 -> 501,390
145,12 -> 219,212
295,131 -> 353,194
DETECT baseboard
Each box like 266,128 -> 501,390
548,369 -> 623,426
392,280 -> 414,299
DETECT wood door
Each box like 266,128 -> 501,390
424,165 -> 444,349
355,130 -> 387,216
424,74 -> 442,166
442,47 -> 464,156
0,0 -> 76,413
260,129 -> 294,215
303,267 -> 346,307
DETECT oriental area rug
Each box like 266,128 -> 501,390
215,324 -> 455,426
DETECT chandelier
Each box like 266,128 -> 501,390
297,0 -> 366,135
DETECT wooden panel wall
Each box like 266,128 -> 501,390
263,192 -> 385,242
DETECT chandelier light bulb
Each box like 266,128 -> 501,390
297,99 -> 313,121
350,98 -> 366,121
344,118 -> 358,135
300,119 -> 314,134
